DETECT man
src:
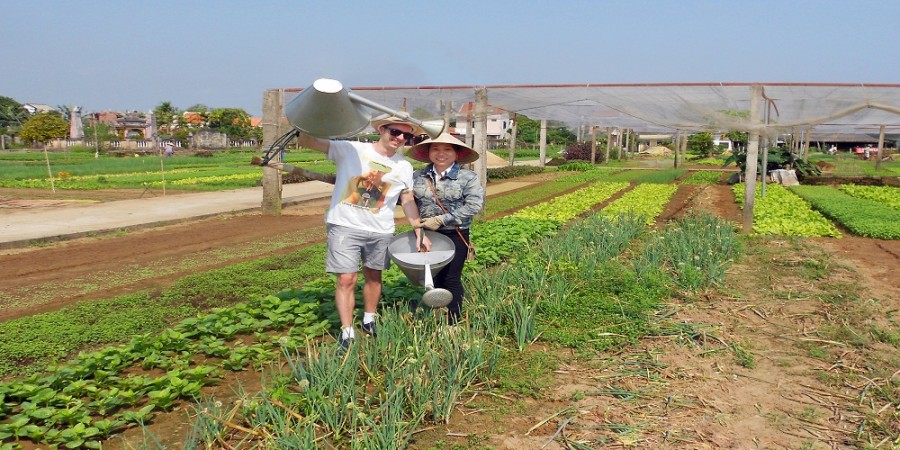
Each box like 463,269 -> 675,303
298,116 -> 424,349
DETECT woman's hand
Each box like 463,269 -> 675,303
415,216 -> 444,230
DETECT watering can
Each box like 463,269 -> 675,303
387,230 -> 455,308
284,78 -> 445,139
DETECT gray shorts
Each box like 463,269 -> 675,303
325,223 -> 393,273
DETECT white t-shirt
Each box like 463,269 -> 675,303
325,140 -> 414,234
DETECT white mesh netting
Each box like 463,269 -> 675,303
280,83 -> 900,139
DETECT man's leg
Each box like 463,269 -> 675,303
361,266 -> 383,314
335,272 -> 359,328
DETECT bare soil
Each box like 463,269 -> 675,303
2,179 -> 898,449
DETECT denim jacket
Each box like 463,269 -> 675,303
412,162 -> 484,230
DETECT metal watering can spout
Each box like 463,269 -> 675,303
420,238 -> 453,308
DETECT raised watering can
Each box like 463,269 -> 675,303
387,230 -> 455,308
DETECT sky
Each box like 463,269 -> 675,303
3,0 -> 898,118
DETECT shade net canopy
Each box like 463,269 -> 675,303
280,83 -> 900,139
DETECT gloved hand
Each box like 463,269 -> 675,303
417,216 -> 444,230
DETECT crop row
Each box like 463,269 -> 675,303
838,184 -> 900,210
0,176 -> 632,448
790,186 -> 900,240
217,206 -> 740,447
733,183 -> 841,237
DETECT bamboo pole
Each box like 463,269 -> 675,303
43,145 -> 56,193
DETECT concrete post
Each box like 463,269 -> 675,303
604,127 -> 611,164
742,85 -> 763,235
261,89 -> 284,216
473,88 -> 489,195
539,119 -> 547,167
673,130 -> 681,169
508,113 -> 517,166
876,124 -> 885,171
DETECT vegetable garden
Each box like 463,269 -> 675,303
0,156 -> 898,449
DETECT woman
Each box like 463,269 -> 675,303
409,133 -> 485,324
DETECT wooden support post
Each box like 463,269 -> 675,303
590,126 -> 597,164
876,124 -> 885,171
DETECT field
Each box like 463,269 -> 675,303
0,151 -> 898,449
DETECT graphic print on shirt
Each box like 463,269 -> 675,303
341,160 -> 393,212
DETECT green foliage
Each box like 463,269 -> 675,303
733,183 -> 841,237
207,108 -> 252,139
682,171 -> 725,185
556,161 -> 596,171
724,145 -> 821,178
839,185 -> 900,210
687,132 -> 716,158
514,114 -> 575,145
0,96 -> 29,132
601,183 -> 679,225
19,112 -> 68,144
485,165 -> 544,180
790,185 -> 900,239
152,101 -> 179,135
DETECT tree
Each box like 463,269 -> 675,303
723,145 -> 821,179
547,126 -> 576,146
687,132 -> 715,158
207,108 -> 252,139
514,115 -> 573,145
20,112 -> 68,145
153,101 -> 179,134
186,104 -> 209,113
726,130 -> 748,152
0,96 -> 29,132
515,115 -> 540,144
410,107 -> 433,120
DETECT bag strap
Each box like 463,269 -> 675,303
425,176 -> 472,248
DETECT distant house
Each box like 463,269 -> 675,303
182,112 -> 206,126
95,111 -> 155,140
454,103 -> 511,144
22,103 -> 55,115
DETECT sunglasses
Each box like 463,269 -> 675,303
385,127 -> 415,140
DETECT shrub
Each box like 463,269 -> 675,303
486,166 -> 543,180
556,161 -> 596,171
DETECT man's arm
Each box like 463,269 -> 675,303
400,190 -> 431,250
298,132 -> 330,153
399,190 -> 421,227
